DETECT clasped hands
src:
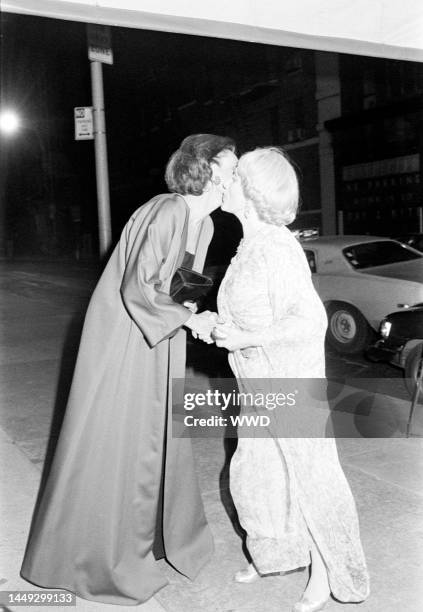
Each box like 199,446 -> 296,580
183,304 -> 222,345
184,301 -> 262,351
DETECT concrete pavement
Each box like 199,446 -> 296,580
1,260 -> 423,611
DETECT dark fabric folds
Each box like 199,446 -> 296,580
21,194 -> 214,605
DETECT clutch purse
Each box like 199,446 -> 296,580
170,267 -> 213,304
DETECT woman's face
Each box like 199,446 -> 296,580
213,149 -> 238,188
221,171 -> 245,215
209,150 -> 238,209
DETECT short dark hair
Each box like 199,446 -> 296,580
165,134 -> 236,196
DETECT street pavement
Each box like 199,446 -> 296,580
0,259 -> 422,612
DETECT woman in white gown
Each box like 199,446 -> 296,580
213,147 -> 369,612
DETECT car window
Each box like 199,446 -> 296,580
304,249 -> 317,273
343,240 -> 422,270
396,235 -> 423,253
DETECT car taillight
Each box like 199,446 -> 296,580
380,320 -> 392,338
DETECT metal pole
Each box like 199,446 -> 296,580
90,60 -> 112,257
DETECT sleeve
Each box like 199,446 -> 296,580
260,240 -> 319,347
120,202 -> 191,348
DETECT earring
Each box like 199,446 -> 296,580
212,175 -> 222,186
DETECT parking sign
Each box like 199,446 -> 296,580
74,107 -> 94,140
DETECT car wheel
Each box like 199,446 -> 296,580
326,302 -> 372,355
404,344 -> 423,396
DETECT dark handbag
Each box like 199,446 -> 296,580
170,266 -> 213,304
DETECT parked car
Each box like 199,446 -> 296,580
394,233 -> 423,253
300,236 -> 423,354
367,306 -> 423,396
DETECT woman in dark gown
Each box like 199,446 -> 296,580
21,134 -> 238,605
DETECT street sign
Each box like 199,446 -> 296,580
74,106 -> 94,140
87,24 -> 113,65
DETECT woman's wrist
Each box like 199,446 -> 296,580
185,311 -> 218,333
184,313 -> 196,330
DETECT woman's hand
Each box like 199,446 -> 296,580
183,300 -> 198,314
212,324 -> 263,351
185,311 -> 218,343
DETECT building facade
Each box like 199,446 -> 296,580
327,54 -> 422,236
2,15 -> 422,257
140,44 -> 423,240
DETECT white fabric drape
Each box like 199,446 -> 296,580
3,0 -> 423,61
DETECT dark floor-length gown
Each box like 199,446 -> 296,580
21,194 -> 214,605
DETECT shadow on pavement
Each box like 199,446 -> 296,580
24,312 -> 86,543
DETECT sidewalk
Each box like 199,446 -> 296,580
0,427 -> 166,612
1,261 -> 423,611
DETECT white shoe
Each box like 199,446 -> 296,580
292,594 -> 329,612
234,563 -> 260,583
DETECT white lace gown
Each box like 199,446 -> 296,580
217,224 -> 370,602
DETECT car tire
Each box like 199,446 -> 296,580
326,302 -> 372,355
404,344 -> 423,397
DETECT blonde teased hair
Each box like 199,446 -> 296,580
237,147 -> 299,226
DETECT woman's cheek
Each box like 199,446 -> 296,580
230,183 -> 244,211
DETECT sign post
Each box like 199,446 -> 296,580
74,107 -> 94,140
87,24 -> 113,257
87,24 -> 114,65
